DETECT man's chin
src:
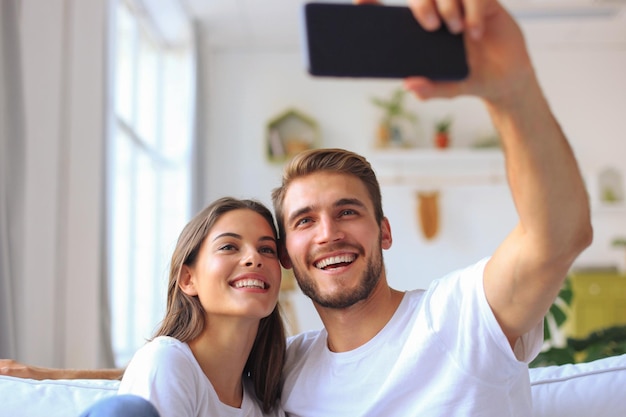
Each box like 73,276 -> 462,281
309,286 -> 370,309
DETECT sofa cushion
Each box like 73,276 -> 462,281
529,354 -> 626,417
1,355 -> 624,416
0,375 -> 119,417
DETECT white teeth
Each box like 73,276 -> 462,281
315,254 -> 356,269
233,279 -> 266,289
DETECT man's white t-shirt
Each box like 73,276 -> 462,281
118,336 -> 284,417
281,258 -> 543,417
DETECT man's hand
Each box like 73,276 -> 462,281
353,0 -> 534,104
405,0 -> 534,104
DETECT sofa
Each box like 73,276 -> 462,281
1,354 -> 625,417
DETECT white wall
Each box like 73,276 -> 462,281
203,15 -> 626,333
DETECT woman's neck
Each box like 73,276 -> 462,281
187,318 -> 259,408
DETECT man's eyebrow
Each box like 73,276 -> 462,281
287,206 -> 313,226
287,198 -> 368,225
335,198 -> 366,209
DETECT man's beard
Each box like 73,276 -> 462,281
292,243 -> 384,309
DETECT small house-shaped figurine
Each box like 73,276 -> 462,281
266,108 -> 319,163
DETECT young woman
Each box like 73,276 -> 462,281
86,197 -> 286,416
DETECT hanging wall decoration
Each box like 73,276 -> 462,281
416,190 -> 440,240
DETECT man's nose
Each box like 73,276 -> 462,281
316,216 -> 344,244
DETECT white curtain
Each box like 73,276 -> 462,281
0,0 -> 25,359
190,19 -> 206,214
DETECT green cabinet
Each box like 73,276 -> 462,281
567,271 -> 626,338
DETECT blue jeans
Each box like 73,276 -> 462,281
80,394 -> 160,417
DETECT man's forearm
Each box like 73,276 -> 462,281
0,360 -> 124,380
62,368 -> 125,380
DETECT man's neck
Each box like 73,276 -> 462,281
315,282 -> 404,353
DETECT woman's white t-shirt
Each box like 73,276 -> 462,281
281,258 -> 543,417
119,336 -> 284,417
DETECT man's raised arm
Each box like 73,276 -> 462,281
402,0 -> 593,346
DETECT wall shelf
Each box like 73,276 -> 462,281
367,148 -> 506,187
592,203 -> 626,214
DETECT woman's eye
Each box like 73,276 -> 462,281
260,246 -> 277,256
218,244 -> 236,251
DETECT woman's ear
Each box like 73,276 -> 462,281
178,265 -> 198,296
278,241 -> 292,269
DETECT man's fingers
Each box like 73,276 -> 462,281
404,77 -> 466,100
408,0 -> 442,31
410,0 -> 490,38
462,0 -> 487,39
434,0 -> 465,33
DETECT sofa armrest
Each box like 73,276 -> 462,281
530,354 -> 626,417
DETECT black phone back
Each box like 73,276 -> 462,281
302,2 -> 469,80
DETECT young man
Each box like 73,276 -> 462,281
268,0 -> 591,414
1,0 -> 592,415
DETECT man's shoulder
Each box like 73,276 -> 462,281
286,329 -> 323,353
427,257 -> 490,293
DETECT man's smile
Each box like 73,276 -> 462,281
314,254 -> 357,270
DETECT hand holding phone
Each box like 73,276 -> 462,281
302,2 -> 469,80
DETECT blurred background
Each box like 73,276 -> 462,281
1,0 -> 625,369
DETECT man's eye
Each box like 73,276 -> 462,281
340,209 -> 356,216
296,218 -> 311,227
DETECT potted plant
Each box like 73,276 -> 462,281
434,116 -> 453,149
371,88 -> 418,148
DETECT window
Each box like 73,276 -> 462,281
108,0 -> 196,366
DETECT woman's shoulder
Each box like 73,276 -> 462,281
129,336 -> 195,370
140,336 -> 188,352
121,336 -> 203,392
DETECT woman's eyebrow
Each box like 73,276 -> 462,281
259,236 -> 277,244
212,232 -> 241,241
213,233 -> 276,244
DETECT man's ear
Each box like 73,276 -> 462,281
381,217 -> 393,250
278,241 -> 292,269
178,265 -> 198,296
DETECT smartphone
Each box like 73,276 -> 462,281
302,2 -> 469,80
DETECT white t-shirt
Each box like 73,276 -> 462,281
118,336 -> 284,417
281,258 -> 543,417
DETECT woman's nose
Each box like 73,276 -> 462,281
243,250 -> 262,267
